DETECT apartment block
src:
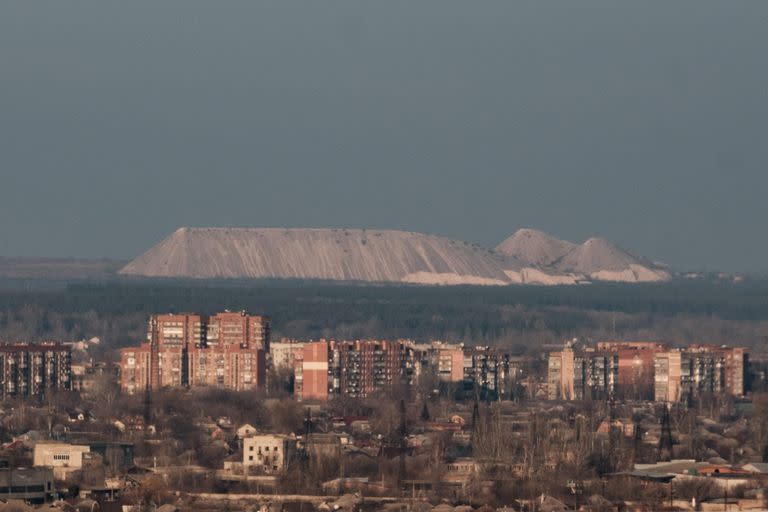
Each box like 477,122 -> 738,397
0,343 -> 71,398
547,345 -> 576,400
547,340 -> 748,403
436,343 -> 466,383
293,339 -> 514,401
330,340 -> 404,398
294,339 -> 410,400
294,340 -> 329,401
119,311 -> 270,393
270,339 -> 305,370
462,346 -> 510,398
654,350 -> 683,402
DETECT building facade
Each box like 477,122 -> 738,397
119,311 -> 270,393
547,341 -> 748,403
293,339 -> 513,401
243,434 -> 297,473
0,343 -> 71,398
0,467 -> 55,503
294,340 -> 329,401
270,339 -> 305,370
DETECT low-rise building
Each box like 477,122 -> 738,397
33,442 -> 91,480
70,361 -> 119,395
0,467 -> 55,503
243,434 -> 297,474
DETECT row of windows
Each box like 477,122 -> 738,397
248,445 -> 279,452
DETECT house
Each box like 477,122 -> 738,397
443,458 -> 479,485
243,434 -> 297,474
237,423 -> 257,439
305,433 -> 348,461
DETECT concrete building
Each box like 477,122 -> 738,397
243,434 -> 297,474
33,442 -> 91,480
295,339 -> 405,400
547,344 -> 576,400
119,311 -> 270,393
655,350 -> 683,402
462,345 -> 510,399
270,339 -> 304,370
0,343 -> 71,398
0,467 -> 55,503
436,343 -> 465,383
119,344 -> 151,394
294,339 -> 515,401
330,340 -> 404,398
598,341 -> 663,400
548,341 -> 748,403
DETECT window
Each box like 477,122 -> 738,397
249,456 -> 253,461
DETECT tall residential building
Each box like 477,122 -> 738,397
654,350 -> 683,402
270,339 -> 305,371
119,311 -> 270,393
294,340 -> 329,401
547,345 -> 576,400
330,339 -> 404,398
296,339 -> 411,400
0,343 -> 72,397
682,345 -> 748,398
436,343 -> 466,383
548,341 -> 748,403
462,346 -> 511,398
293,339 -> 514,401
597,341 -> 663,400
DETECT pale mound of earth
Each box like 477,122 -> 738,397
555,237 -> 663,276
120,227 -> 512,284
496,228 -> 576,267
121,226 -> 671,285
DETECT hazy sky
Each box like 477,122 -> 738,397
1,1 -> 767,272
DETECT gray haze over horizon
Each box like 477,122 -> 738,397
1,1 -> 767,273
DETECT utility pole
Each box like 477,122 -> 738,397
398,399 -> 407,494
659,404 -> 674,462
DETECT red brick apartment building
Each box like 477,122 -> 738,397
294,339 -> 404,400
294,340 -> 329,401
119,311 -> 270,394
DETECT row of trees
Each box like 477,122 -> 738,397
2,280 -> 768,350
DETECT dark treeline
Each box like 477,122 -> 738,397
1,278 -> 768,352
